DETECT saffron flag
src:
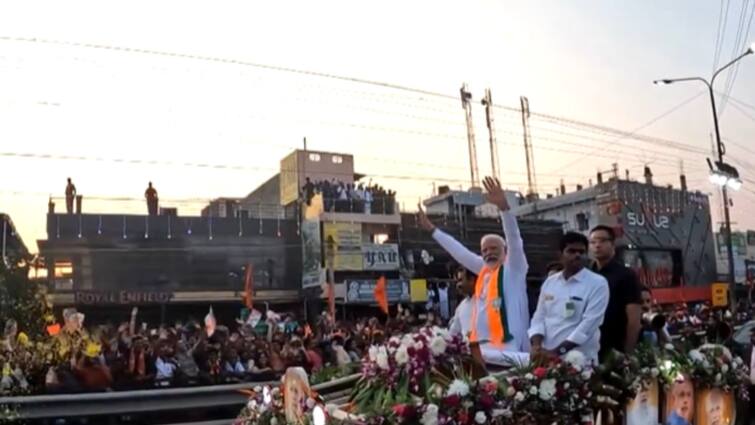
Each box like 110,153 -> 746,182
374,276 -> 389,314
243,263 -> 254,309
46,323 -> 61,336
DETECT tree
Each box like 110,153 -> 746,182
0,251 -> 53,339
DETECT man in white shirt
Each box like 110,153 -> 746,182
449,266 -> 476,337
418,177 -> 530,355
528,232 -> 609,365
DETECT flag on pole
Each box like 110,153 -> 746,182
374,276 -> 388,314
243,263 -> 254,309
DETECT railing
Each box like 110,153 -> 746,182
319,197 -> 397,215
0,373 -> 360,422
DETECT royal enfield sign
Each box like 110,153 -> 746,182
362,244 -> 399,271
74,291 -> 174,305
345,279 -> 409,304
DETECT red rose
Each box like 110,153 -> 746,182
392,403 -> 416,419
479,394 -> 495,409
533,367 -> 548,379
457,410 -> 470,424
443,394 -> 461,407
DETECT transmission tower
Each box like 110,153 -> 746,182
520,96 -> 538,200
460,83 -> 480,188
482,88 -> 500,181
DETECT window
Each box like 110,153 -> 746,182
54,260 -> 73,279
576,213 -> 589,231
331,155 -> 343,164
308,153 -> 321,162
373,233 -> 389,244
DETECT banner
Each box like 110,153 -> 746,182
362,243 -> 399,271
410,279 -> 428,303
301,219 -> 322,289
345,279 -> 409,304
711,283 -> 728,307
323,222 -> 362,271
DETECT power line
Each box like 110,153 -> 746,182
720,0 -> 754,113
551,91 -> 707,171
713,0 -> 732,72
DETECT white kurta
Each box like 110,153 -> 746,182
433,210 -> 530,354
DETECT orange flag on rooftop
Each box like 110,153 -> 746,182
243,263 -> 253,310
374,276 -> 389,314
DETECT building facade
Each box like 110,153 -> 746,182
512,175 -> 717,303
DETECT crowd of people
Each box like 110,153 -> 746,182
301,177 -> 396,214
0,304 -> 447,396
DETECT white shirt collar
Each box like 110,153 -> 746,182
556,267 -> 590,284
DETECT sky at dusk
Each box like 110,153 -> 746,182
1,0 -> 755,251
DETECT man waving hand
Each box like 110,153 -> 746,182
418,177 -> 530,355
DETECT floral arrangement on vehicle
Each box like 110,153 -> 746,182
686,343 -> 750,399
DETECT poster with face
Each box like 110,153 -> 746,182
695,389 -> 735,425
283,367 -> 311,425
625,380 -> 659,425
664,376 -> 695,425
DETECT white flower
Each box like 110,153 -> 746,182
395,345 -> 409,365
475,411 -> 487,424
515,391 -> 526,402
664,343 -> 675,351
376,351 -> 390,370
525,373 -> 535,380
430,336 -> 447,356
734,357 -> 743,366
270,418 -> 278,425
715,373 -> 722,383
721,364 -> 729,373
581,370 -> 593,380
368,346 -> 379,362
688,349 -> 704,363
702,360 -> 712,369
505,386 -> 516,397
529,386 -> 538,395
651,368 -> 660,378
246,399 -> 258,410
564,350 -> 586,371
492,408 -> 512,418
447,379 -> 470,397
420,404 -> 439,425
538,379 -> 558,401
563,382 -> 570,390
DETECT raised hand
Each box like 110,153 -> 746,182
482,177 -> 510,212
416,203 -> 436,232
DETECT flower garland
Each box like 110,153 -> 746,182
687,343 -> 750,399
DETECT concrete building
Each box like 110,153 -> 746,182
38,212 -> 302,323
512,170 -> 717,303
714,230 -> 755,285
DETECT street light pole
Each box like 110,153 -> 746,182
654,43 -> 754,306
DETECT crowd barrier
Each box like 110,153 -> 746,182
0,373 -> 360,422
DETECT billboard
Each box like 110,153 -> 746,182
345,279 -> 410,304
301,219 -> 322,288
323,222 -> 362,271
362,243 -> 399,271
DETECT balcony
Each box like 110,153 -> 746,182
303,194 -> 401,225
